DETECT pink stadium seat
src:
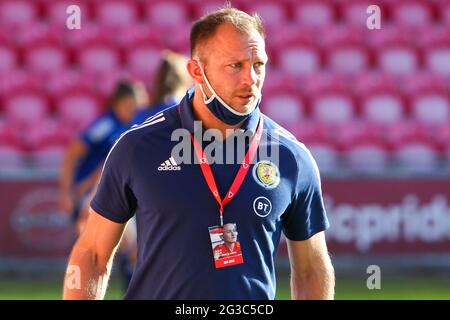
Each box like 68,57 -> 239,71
340,0 -> 384,26
0,144 -> 27,171
46,0 -> 91,25
425,46 -> 450,78
3,91 -> 48,126
310,90 -> 355,124
278,45 -> 321,78
112,22 -> 162,48
96,0 -> 138,28
293,1 -> 335,29
377,44 -> 419,76
443,2 -> 450,26
321,27 -> 368,74
0,44 -> 17,74
360,91 -> 405,124
55,90 -> 101,134
246,2 -> 288,28
0,0 -> 37,28
146,1 -> 188,27
392,1 -> 433,29
126,44 -> 161,77
394,139 -> 440,173
24,42 -> 68,75
262,93 -> 304,129
343,139 -> 389,174
31,143 -> 66,172
77,42 -> 120,75
303,140 -> 340,174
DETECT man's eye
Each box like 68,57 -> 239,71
230,63 -> 241,69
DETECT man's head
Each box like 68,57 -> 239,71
221,223 -> 238,244
187,7 -> 268,114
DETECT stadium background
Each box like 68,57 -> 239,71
0,0 -> 450,299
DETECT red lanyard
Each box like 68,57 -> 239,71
191,116 -> 264,226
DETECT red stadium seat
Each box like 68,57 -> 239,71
126,44 -> 161,77
377,44 -> 419,77
30,143 -> 66,172
393,139 -> 440,174
443,2 -> 450,26
96,0 -> 138,28
343,139 -> 389,174
46,0 -> 91,25
425,47 -> 450,78
261,93 -> 304,129
0,144 -> 27,171
77,42 -> 120,75
246,2 -> 288,28
146,1 -> 188,27
0,0 -> 38,28
321,26 -> 368,75
293,1 -> 335,29
310,91 -> 355,124
3,91 -> 49,127
303,140 -> 340,174
0,44 -> 17,74
340,0 -> 385,26
391,1 -> 433,29
54,90 -> 102,134
24,42 -> 68,75
278,45 -> 321,78
360,92 -> 405,124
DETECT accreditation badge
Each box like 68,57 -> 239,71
208,222 -> 244,268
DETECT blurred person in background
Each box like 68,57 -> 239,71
59,80 -> 138,233
132,50 -> 192,124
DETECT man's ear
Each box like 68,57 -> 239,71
187,59 -> 204,84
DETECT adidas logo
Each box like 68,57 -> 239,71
158,157 -> 181,171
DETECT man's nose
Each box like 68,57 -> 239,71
241,65 -> 258,87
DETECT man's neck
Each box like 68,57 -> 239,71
225,242 -> 235,252
192,89 -> 243,140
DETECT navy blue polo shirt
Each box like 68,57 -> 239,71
91,89 -> 329,300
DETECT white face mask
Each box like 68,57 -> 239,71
196,59 -> 261,125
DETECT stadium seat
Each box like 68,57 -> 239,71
46,0 -> 91,25
343,139 -> 389,174
262,93 -> 304,129
126,44 -> 161,78
278,45 -> 321,78
0,44 -> 17,74
0,0 -> 38,28
340,0 -> 385,26
0,144 -> 27,172
24,42 -> 68,75
246,2 -> 288,28
377,44 -> 419,76
360,92 -> 405,124
425,47 -> 450,78
411,93 -> 449,125
30,144 -> 66,172
3,91 -> 49,127
96,0 -> 138,29
391,1 -> 433,29
293,1 -> 335,29
54,90 -> 102,134
303,140 -> 340,175
77,42 -> 120,75
310,91 -> 355,124
146,1 -> 189,27
443,2 -> 450,26
393,140 -> 440,174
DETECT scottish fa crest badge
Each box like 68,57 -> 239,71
252,160 -> 280,189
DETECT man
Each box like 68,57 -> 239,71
63,7 -> 334,300
214,223 -> 242,258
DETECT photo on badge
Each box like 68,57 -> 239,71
208,222 -> 244,268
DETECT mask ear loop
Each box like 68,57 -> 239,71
195,59 -> 257,116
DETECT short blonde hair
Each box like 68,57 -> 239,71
190,7 -> 265,59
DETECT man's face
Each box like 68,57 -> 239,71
198,23 -> 268,113
222,223 -> 238,244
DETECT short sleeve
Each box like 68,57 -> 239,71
80,117 -> 115,149
282,145 -> 330,241
90,133 -> 137,224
